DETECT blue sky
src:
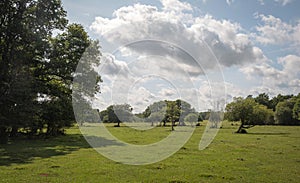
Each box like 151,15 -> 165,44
63,0 -> 300,112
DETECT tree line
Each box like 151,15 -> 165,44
225,93 -> 300,133
0,0 -> 100,143
99,100 -> 202,130
99,93 -> 300,133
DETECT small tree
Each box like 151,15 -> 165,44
166,101 -> 180,131
184,113 -> 199,126
148,112 -> 164,126
99,104 -> 133,127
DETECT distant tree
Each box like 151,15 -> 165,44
269,94 -> 293,111
148,112 -> 165,126
199,111 -> 210,121
184,113 -> 199,126
255,93 -> 271,109
138,99 -> 197,129
166,101 -> 180,131
99,104 -> 133,127
275,99 -> 297,125
252,104 -> 274,125
99,110 -> 109,123
293,98 -> 300,121
176,99 -> 196,126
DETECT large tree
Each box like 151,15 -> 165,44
225,97 -> 274,133
0,0 -> 101,142
0,0 -> 67,142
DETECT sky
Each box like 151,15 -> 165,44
63,0 -> 300,113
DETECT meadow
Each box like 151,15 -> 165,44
0,122 -> 299,183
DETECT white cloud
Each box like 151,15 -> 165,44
254,14 -> 300,48
161,0 -> 192,12
159,88 -> 178,100
275,0 -> 293,6
226,0 -> 234,5
202,0 -> 235,5
241,54 -> 300,94
91,0 -> 266,71
257,0 -> 293,6
89,0 -> 298,112
99,53 -> 130,80
258,0 -> 265,5
127,86 -> 157,113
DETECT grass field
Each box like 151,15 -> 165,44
0,122 -> 299,182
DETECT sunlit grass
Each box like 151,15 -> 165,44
0,122 -> 299,182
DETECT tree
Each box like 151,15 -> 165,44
293,98 -> 300,121
225,97 -> 273,133
176,99 -> 196,126
0,0 -> 67,142
275,99 -> 297,125
269,94 -> 293,111
166,101 -> 180,131
147,112 -> 165,126
43,24 -> 101,134
252,104 -> 274,125
255,93 -> 271,109
184,113 -> 199,126
99,104 -> 133,127
199,111 -> 210,121
139,100 -> 167,126
137,99 -> 196,129
0,0 -> 101,142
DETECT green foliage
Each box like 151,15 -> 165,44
166,101 -> 180,130
254,93 -> 271,109
275,99 -> 298,125
99,104 -> 133,127
293,98 -> 300,121
252,104 -> 274,125
184,113 -> 199,126
0,0 -> 101,142
225,97 -> 275,133
269,94 -> 293,111
147,112 -> 165,126
141,99 -> 196,128
198,111 -> 210,121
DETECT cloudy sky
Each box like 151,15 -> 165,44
63,0 -> 300,113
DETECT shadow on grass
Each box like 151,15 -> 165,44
246,132 -> 290,136
0,132 -> 123,166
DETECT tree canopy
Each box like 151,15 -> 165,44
0,0 -> 101,143
225,97 -> 274,133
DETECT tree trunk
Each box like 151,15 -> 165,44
171,120 -> 174,131
236,120 -> 245,133
236,124 -> 243,133
0,126 -> 8,144
10,126 -> 18,137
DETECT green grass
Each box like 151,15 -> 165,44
0,122 -> 299,182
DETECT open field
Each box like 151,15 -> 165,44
0,122 -> 300,182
